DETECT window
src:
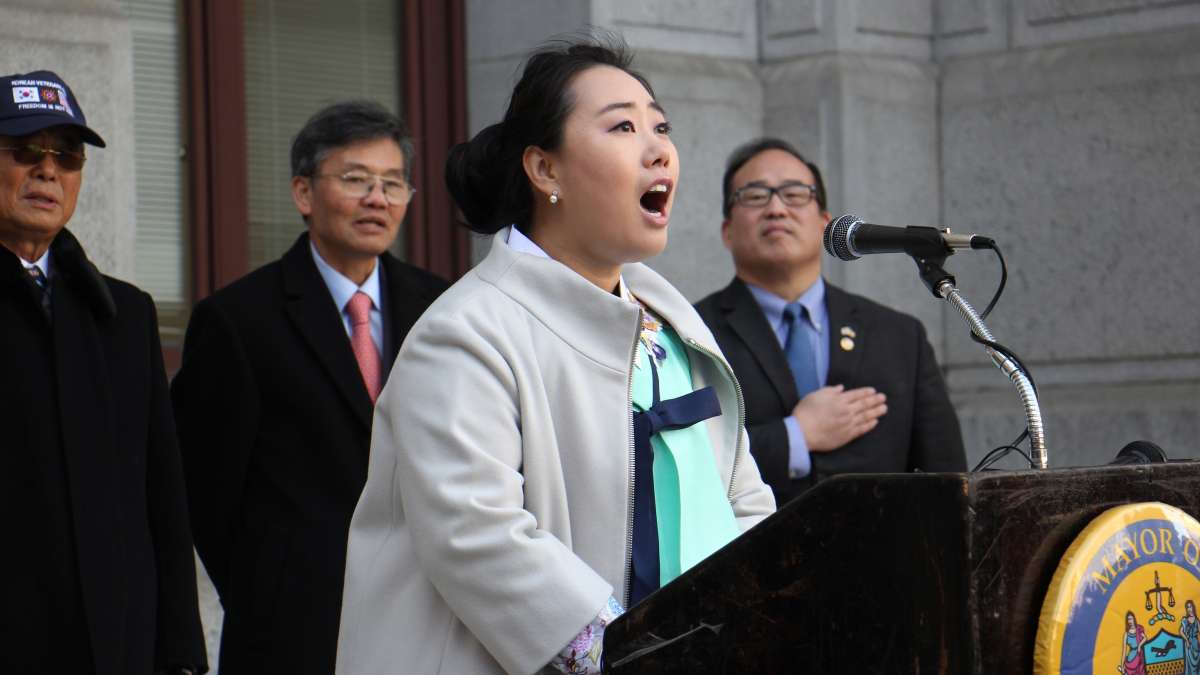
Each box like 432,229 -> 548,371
243,0 -> 403,271
123,0 -> 190,343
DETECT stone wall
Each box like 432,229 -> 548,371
936,4 -> 1200,467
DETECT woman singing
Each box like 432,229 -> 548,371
336,35 -> 775,674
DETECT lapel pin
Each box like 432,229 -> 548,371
840,336 -> 855,352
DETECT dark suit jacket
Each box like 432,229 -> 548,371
0,230 -> 207,675
695,277 -> 965,505
170,233 -> 447,674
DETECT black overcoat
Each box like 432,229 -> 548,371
0,230 -> 207,674
170,232 -> 447,674
695,277 -> 967,505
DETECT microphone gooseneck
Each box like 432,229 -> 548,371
822,214 -> 1047,468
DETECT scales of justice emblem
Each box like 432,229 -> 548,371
1033,503 -> 1200,675
1116,572 -> 1200,675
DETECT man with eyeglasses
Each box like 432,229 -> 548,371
171,101 -> 448,674
0,71 -> 207,674
695,138 -> 965,506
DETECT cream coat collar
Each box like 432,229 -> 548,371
477,229 -> 728,374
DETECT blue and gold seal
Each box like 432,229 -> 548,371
1035,502 -> 1200,675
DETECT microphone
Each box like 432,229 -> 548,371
1109,440 -> 1169,466
823,214 -> 995,261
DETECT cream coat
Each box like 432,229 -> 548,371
336,233 -> 776,674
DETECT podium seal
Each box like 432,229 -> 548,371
1035,502 -> 1200,675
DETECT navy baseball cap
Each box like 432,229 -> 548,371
0,70 -> 106,147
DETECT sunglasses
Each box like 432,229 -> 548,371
0,143 -> 87,171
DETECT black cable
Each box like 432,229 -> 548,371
1009,427 -> 1030,449
967,333 -> 1039,395
972,445 -> 1009,472
961,241 -> 1039,472
979,242 -> 1007,321
973,431 -> 1034,471
977,444 -> 1034,471
972,422 -> 1033,472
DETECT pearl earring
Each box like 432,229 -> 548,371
549,190 -> 559,205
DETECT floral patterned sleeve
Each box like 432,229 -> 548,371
548,596 -> 624,674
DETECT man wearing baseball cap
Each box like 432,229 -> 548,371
0,70 -> 207,675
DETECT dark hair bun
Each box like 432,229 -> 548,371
445,123 -> 510,235
443,31 -> 644,236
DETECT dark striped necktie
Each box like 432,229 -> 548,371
26,265 -> 52,316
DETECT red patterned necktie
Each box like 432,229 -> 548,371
346,291 -> 382,404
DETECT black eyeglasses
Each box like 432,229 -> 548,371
729,182 -> 817,209
0,143 -> 87,171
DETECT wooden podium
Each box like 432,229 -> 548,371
602,462 -> 1200,673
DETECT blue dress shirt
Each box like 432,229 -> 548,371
310,241 -> 384,360
745,279 -> 829,479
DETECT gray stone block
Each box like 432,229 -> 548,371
464,0 -> 592,63
605,0 -> 746,33
939,0 -> 992,34
764,0 -> 934,61
1025,0 -> 1195,24
1013,0 -> 1200,47
466,57 -> 523,135
956,381 -> 1200,468
763,0 -> 822,39
940,27 -> 1200,366
856,0 -> 934,37
762,0 -> 838,60
594,0 -> 758,59
935,0 -> 1009,58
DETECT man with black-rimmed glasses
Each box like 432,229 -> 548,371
0,70 -> 206,675
695,137 -> 966,506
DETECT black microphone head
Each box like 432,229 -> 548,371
824,214 -> 863,261
1110,440 -> 1169,465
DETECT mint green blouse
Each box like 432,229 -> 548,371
631,318 -> 741,586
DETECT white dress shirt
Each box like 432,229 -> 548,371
17,249 -> 52,280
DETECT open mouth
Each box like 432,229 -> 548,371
640,182 -> 670,217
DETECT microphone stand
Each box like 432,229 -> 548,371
910,251 -> 1048,469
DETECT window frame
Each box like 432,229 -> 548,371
174,0 -> 467,369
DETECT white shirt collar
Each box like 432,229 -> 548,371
504,225 -> 547,258
17,248 -> 52,279
309,240 -> 382,314
504,226 -> 632,301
